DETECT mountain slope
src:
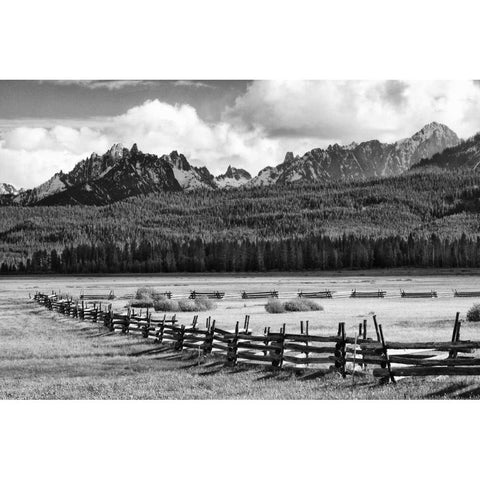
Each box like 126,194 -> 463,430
14,144 -> 225,206
248,122 -> 460,186
412,133 -> 480,171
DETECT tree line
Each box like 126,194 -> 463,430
2,169 -> 480,273
2,233 -> 480,274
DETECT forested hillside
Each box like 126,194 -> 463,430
2,169 -> 480,273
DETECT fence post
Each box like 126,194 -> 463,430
363,319 -> 367,340
158,318 -> 165,343
204,320 -> 216,354
372,315 -> 380,341
449,312 -> 460,359
334,322 -> 346,376
340,323 -> 347,378
227,321 -> 239,366
244,315 -> 250,333
272,324 -> 286,368
263,327 -> 269,356
378,324 -> 396,384
175,325 -> 185,351
305,320 -> 310,362
124,307 -> 131,334
143,309 -> 151,338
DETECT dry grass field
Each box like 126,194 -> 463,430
1,272 -> 480,399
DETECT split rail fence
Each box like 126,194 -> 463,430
33,291 -> 480,383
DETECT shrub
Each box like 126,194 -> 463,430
154,297 -> 179,312
284,298 -> 323,312
135,287 -> 165,302
466,304 -> 480,322
135,287 -> 155,300
265,298 -> 286,314
265,297 -> 323,313
129,299 -> 154,308
178,299 -> 198,312
177,298 -> 217,312
194,297 -> 216,311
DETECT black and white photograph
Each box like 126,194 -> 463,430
1,1 -> 480,479
4,78 -> 480,399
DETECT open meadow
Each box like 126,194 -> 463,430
2,272 -> 480,399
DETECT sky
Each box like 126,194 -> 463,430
2,80 -> 480,189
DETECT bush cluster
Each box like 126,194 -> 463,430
265,297 -> 323,314
153,296 -> 216,312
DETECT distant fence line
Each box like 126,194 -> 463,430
61,288 -> 480,301
32,292 -> 480,383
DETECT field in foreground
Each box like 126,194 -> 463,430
2,274 -> 480,399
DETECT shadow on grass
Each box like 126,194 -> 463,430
423,382 -> 469,399
454,386 -> 480,399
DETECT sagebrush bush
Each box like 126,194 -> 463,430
153,297 -> 218,312
284,298 -> 323,312
130,298 -> 154,308
135,287 -> 165,301
265,298 -> 286,314
178,299 -> 198,311
466,303 -> 480,322
194,297 -> 216,310
135,287 -> 154,300
265,297 -> 323,313
154,297 -> 179,312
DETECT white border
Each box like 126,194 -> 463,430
2,1 -> 480,479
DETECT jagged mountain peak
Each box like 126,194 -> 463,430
163,151 -> 191,171
107,143 -> 126,160
0,183 -> 21,195
247,122 -> 460,187
215,164 -> 252,188
130,143 -> 139,155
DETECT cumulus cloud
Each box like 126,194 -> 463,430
50,80 -> 157,90
173,80 -> 215,89
0,100 -> 283,188
3,81 -> 480,189
224,80 -> 480,143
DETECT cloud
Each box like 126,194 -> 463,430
173,80 -> 215,89
0,100 -> 282,188
225,80 -> 480,143
49,80 -> 157,90
3,81 -> 480,189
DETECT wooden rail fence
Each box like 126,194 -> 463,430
298,290 -> 333,298
33,292 -> 480,383
350,289 -> 386,298
241,290 -> 279,299
189,291 -> 225,299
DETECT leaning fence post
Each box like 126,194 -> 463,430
449,312 -> 460,359
378,324 -> 395,384
373,315 -> 380,341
